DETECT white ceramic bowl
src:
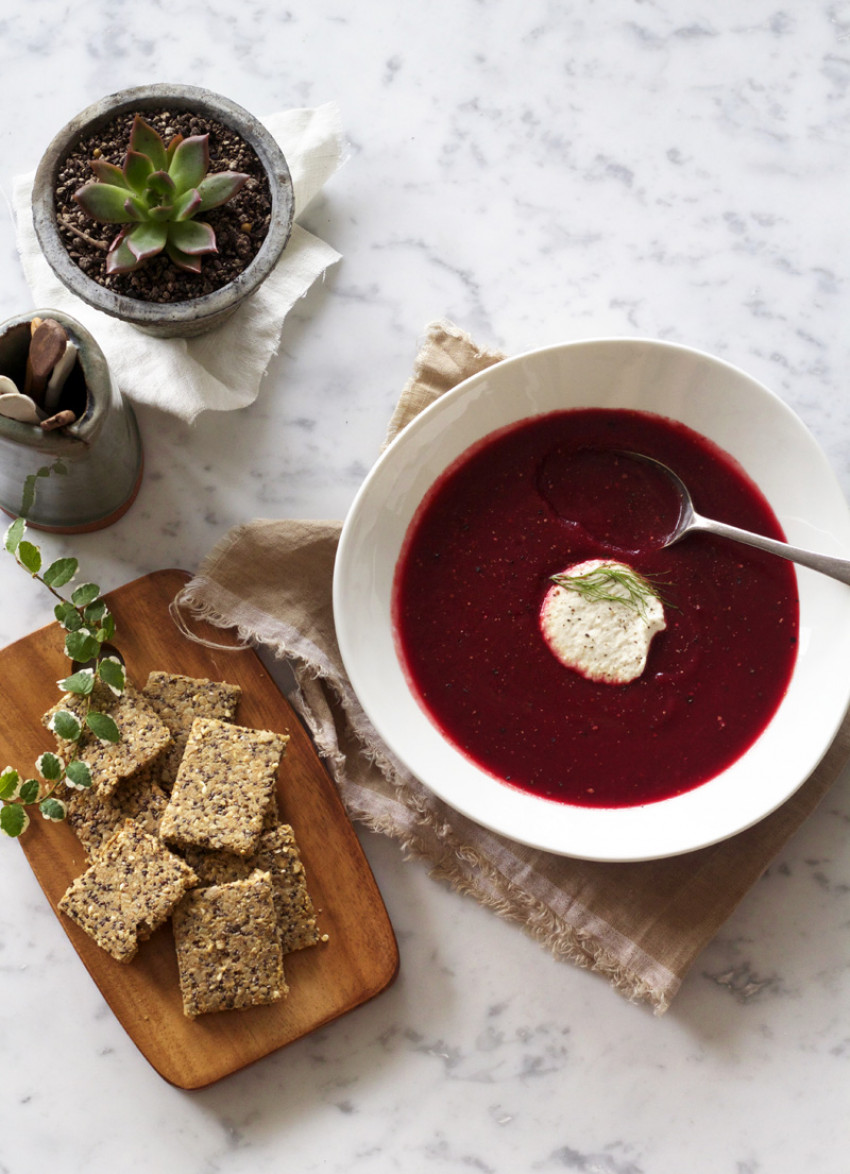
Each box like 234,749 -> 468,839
333,338 -> 850,861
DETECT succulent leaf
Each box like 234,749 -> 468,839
196,171 -> 249,212
105,230 -> 143,275
172,187 -> 202,221
167,135 -> 210,195
167,218 -> 217,256
165,133 -> 184,165
90,159 -> 127,187
123,220 -> 166,262
125,221 -> 168,262
128,114 -> 168,172
123,149 -> 154,193
145,170 -> 177,201
74,182 -> 139,223
165,240 -> 203,273
123,194 -> 147,222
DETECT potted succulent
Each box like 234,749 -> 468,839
32,84 -> 294,339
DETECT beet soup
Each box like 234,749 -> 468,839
392,409 -> 799,808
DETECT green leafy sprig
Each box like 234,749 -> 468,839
1,516 -> 124,838
550,562 -> 668,620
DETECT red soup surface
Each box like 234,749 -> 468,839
392,409 -> 799,808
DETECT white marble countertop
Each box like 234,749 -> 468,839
1,2 -> 849,1171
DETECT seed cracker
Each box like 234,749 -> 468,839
58,820 -> 198,963
250,825 -> 321,953
159,717 -> 287,857
142,671 -> 241,790
172,870 -> 287,1018
177,845 -> 253,887
44,680 -> 172,797
176,825 -> 321,953
64,763 -> 168,859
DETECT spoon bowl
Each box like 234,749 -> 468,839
627,452 -> 850,586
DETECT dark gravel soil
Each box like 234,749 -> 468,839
52,109 -> 272,303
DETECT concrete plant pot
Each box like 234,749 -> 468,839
32,84 -> 294,339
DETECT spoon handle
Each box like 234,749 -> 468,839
692,516 -> 850,586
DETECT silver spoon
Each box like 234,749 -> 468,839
628,452 -> 850,587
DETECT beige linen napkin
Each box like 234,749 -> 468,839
175,320 -> 850,1012
13,104 -> 343,422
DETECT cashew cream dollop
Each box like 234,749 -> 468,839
539,559 -> 666,685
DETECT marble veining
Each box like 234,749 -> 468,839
1,2 -> 849,1172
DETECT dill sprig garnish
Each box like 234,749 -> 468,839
550,562 -> 667,619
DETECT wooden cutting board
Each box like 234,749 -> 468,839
3,568 -> 398,1089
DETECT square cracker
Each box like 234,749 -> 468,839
44,680 -> 172,797
177,825 -> 321,953
58,821 -> 197,963
172,870 -> 287,1018
64,764 -> 168,859
159,718 -> 287,857
142,672 -> 241,790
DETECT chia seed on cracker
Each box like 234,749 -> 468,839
159,717 -> 287,856
172,870 -> 287,1018
58,820 -> 198,963
142,671 -> 241,790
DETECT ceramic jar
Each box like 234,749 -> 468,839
0,309 -> 142,532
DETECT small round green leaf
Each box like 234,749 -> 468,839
58,668 -> 95,696
50,709 -> 82,741
18,778 -> 40,805
65,629 -> 101,663
43,557 -> 78,589
99,657 -> 125,694
4,517 -> 24,554
39,796 -> 67,822
86,712 -> 120,744
54,600 -> 83,631
0,767 -> 20,801
0,803 -> 29,838
36,752 -> 64,782
71,582 -> 101,608
17,540 -> 42,575
83,599 -> 107,625
65,759 -> 93,790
